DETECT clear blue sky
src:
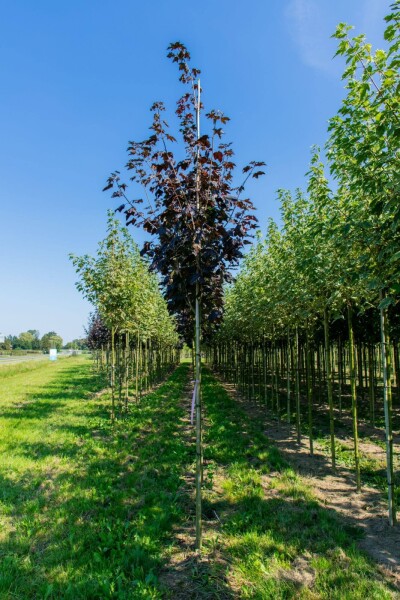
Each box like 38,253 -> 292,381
0,0 -> 390,342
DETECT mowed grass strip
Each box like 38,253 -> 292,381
199,369 -> 396,599
0,359 -> 191,599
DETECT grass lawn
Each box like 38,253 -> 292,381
0,359 -> 396,598
0,358 -> 192,599
194,369 -> 396,599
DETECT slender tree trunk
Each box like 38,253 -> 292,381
251,341 -> 255,402
379,292 -> 396,526
368,344 -> 375,427
287,328 -> 291,424
135,331 -> 140,402
394,342 -> 400,404
357,343 -> 364,402
125,331 -> 129,410
316,344 -> 322,405
118,335 -> 123,410
348,305 -> 361,491
111,327 -> 116,422
272,335 -> 280,422
338,336 -> 343,418
324,308 -> 336,470
295,327 -> 301,444
306,326 -> 313,455
194,286 -> 202,550
263,336 -> 267,405
139,337 -> 143,400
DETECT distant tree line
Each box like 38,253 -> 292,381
63,338 -> 88,350
0,330 -> 87,352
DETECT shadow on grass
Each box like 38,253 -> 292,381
0,363 -> 106,420
1,360 -> 396,598
195,369 -> 398,599
0,364 -> 199,599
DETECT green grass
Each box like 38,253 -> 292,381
198,369 -> 395,599
0,358 -> 57,377
0,358 -> 192,599
259,380 -> 400,506
315,435 -> 400,503
0,360 -> 396,598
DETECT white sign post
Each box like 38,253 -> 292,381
49,348 -> 57,361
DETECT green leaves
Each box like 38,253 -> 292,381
70,212 -> 178,347
219,2 -> 400,344
389,250 -> 400,263
378,295 -> 394,310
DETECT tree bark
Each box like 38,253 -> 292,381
379,292 -> 396,526
348,305 -> 361,491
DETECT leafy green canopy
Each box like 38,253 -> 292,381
218,3 -> 400,343
70,212 -> 178,347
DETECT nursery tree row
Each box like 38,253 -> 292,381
70,212 -> 179,420
210,3 -> 400,526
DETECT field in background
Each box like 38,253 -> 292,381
0,354 -> 48,366
0,352 -> 87,366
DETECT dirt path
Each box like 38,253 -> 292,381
160,377 -> 212,596
160,374 -> 234,599
312,400 -> 400,459
221,379 -> 400,588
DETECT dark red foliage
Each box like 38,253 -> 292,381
86,312 -> 110,350
104,42 -> 265,342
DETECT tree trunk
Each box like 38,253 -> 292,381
306,326 -> 313,455
135,331 -> 140,402
295,327 -> 301,444
111,327 -> 116,422
287,329 -> 291,424
338,336 -> 343,418
379,293 -> 396,526
195,283 -> 202,549
368,344 -> 375,427
324,308 -> 336,470
348,305 -> 361,491
125,331 -> 129,410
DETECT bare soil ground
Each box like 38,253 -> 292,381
160,378 -> 236,599
161,371 -> 400,596
223,380 -> 400,589
312,398 -> 400,461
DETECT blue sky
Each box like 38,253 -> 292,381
0,0 -> 390,342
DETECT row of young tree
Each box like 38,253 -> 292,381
77,3 -> 399,547
211,4 -> 400,526
70,212 -> 180,421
